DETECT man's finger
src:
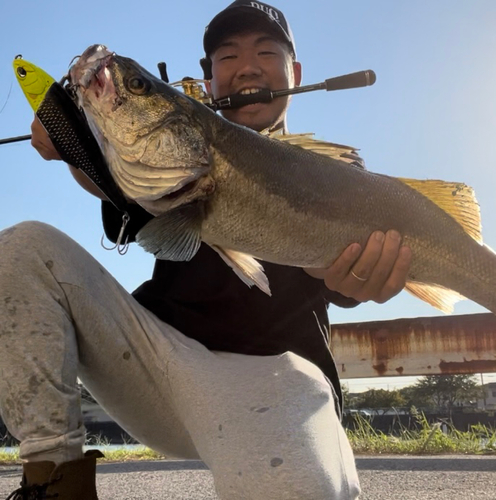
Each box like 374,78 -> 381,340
330,231 -> 385,297
346,231 -> 385,284
354,230 -> 402,296
375,245 -> 412,303
320,242 -> 362,288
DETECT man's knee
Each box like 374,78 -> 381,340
0,221 -> 60,248
0,221 -> 67,270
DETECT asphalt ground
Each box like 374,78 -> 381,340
1,455 -> 495,499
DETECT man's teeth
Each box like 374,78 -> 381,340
239,88 -> 263,95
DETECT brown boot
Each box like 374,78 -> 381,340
6,450 -> 104,500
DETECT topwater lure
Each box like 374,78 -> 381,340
13,55 -> 55,112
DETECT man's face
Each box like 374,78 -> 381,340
206,31 -> 302,132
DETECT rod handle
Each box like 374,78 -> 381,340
325,70 -> 376,92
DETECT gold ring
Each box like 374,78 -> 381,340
351,270 -> 368,282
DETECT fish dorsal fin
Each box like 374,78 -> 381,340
398,178 -> 482,243
405,282 -> 465,313
211,246 -> 271,296
263,130 -> 366,168
136,203 -> 203,261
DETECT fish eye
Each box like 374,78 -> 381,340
126,75 -> 150,95
16,66 -> 27,79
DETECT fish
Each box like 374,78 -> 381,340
13,55 -> 55,112
68,44 -> 496,314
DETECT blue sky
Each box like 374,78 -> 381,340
1,0 -> 496,393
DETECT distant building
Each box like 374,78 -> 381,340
478,382 -> 496,410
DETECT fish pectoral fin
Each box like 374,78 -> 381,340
405,282 -> 465,314
135,202 -> 203,261
398,178 -> 482,243
211,246 -> 272,296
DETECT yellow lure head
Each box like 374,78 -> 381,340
13,55 -> 55,112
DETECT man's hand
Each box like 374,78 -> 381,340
31,116 -> 61,161
305,230 -> 412,304
30,116 -> 110,200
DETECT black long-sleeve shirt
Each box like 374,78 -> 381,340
102,201 -> 359,412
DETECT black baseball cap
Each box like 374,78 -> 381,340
203,1 -> 296,58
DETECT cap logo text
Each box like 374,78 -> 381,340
249,2 -> 280,22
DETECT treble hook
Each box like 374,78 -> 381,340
68,55 -> 81,68
101,212 -> 130,255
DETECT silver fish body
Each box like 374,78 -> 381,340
70,45 -> 496,314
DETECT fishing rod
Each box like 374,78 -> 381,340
0,134 -> 32,145
0,69 -> 376,145
208,69 -> 376,111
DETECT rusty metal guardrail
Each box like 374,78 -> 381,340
330,313 -> 496,379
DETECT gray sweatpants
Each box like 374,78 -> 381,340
0,221 -> 360,499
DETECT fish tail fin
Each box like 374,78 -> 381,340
400,179 -> 496,315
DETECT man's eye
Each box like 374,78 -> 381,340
259,51 -> 276,56
220,54 -> 236,61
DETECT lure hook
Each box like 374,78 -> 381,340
101,212 -> 130,255
68,55 -> 81,68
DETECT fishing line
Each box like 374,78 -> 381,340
0,80 -> 13,115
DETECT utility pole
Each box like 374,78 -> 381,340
481,373 -> 487,410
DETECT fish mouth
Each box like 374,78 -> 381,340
69,45 -> 116,100
89,60 -> 115,100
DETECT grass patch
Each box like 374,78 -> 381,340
0,447 -> 165,465
0,433 -> 168,465
1,413 -> 495,465
91,447 -> 165,462
85,433 -> 166,462
347,411 -> 496,455
0,448 -> 18,464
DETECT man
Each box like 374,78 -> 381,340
1,1 -> 411,498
